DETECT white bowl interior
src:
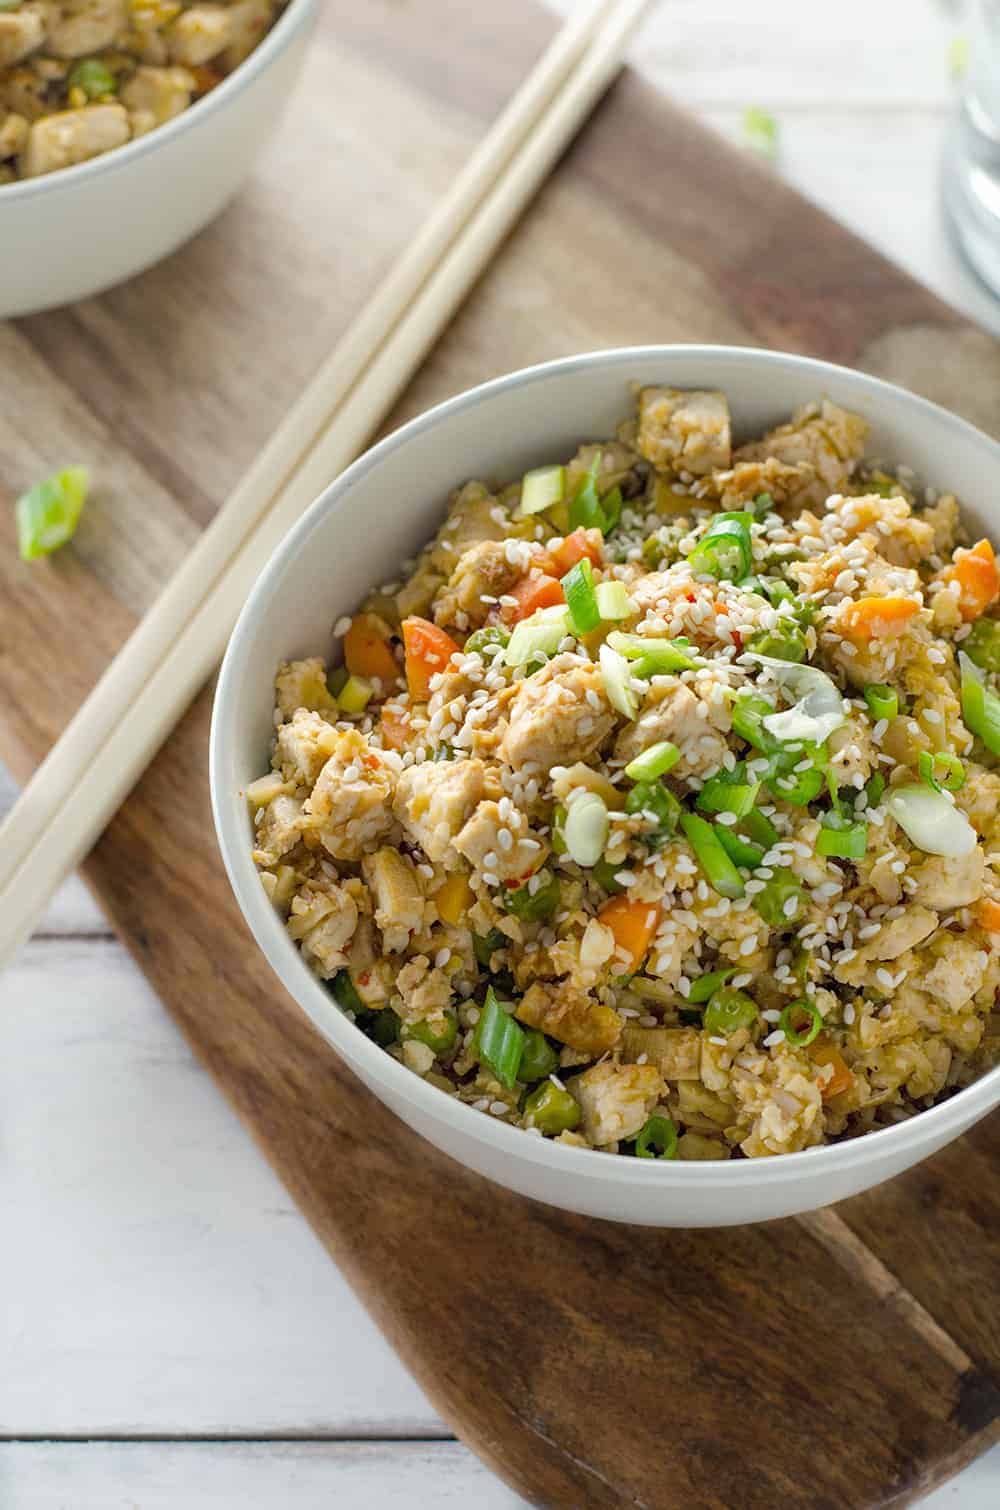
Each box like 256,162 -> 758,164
211,346 -> 1000,1226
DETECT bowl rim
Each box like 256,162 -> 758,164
211,343 -> 1000,1188
0,0 -> 318,203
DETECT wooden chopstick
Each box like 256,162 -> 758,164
0,0 -> 655,966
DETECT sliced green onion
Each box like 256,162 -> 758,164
464,624 -> 509,659
752,491 -> 776,516
715,826 -> 765,869
738,808 -> 780,848
864,772 -> 886,808
918,749 -> 965,793
607,630 -> 699,674
752,867 -> 803,926
551,803 -> 568,855
863,683 -> 898,722
634,1114 -> 678,1160
330,970 -> 364,1014
517,1029 -> 560,1083
703,987 -> 757,1036
402,1011 -> 458,1055
568,454 -> 603,532
624,740 -> 681,781
68,58 -> 117,98
695,763 -> 760,818
960,651 -> 1000,756
505,874 -> 561,922
602,485 -> 623,533
817,815 -> 868,860
687,967 -> 737,1005
687,511 -> 753,581
592,858 -> 626,894
562,557 -> 600,634
339,674 -> 373,713
732,692 -> 779,751
625,781 -> 681,847
768,761 -> 824,806
595,578 -> 633,620
473,928 -> 506,967
523,1080 -> 580,1135
327,666 -> 349,697
564,790 -> 609,867
15,465 -> 89,561
599,642 -> 639,719
679,812 -> 745,899
746,622 -> 806,663
963,617 -> 1000,673
779,999 -> 822,1048
505,605 -> 570,667
475,987 -> 524,1089
520,464 -> 564,516
885,783 -> 977,857
760,577 -> 795,606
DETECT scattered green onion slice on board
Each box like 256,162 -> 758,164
863,683 -> 898,722
634,1114 -> 678,1160
779,999 -> 822,1048
475,987 -> 524,1090
16,465 -> 89,561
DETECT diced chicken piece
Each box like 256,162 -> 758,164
636,387 -> 731,476
0,6 -> 44,68
47,0 -> 127,58
704,456 -> 814,511
614,680 -> 727,781
286,880 -> 358,980
621,1024 -> 701,1080
734,400 -> 868,507
910,849 -> 985,911
433,539 -> 525,630
922,936 -> 990,1012
454,799 -> 547,882
393,757 -> 485,867
121,64 -> 194,127
500,653 -> 615,771
567,1060 -> 665,1146
251,793 -> 303,867
0,111 -> 28,159
220,0 -> 271,69
833,905 -> 938,985
361,848 -> 425,951
394,955 -> 453,1026
516,981 -> 621,1056
273,657 -> 338,723
274,708 -> 342,785
167,3 -> 232,65
826,713 -> 875,787
956,765 -> 1000,847
20,103 -> 130,177
827,492 -> 935,568
303,728 -> 396,861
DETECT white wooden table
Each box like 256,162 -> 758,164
4,1 -> 1000,1503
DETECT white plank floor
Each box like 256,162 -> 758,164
4,1 -> 1000,1503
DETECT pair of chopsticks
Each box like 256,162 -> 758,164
0,0 -> 655,967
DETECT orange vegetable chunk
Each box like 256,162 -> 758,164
401,617 -> 462,701
597,895 -> 661,974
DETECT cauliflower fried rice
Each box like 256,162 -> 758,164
247,386 -> 1000,1161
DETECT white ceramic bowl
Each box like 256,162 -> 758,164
211,346 -> 1000,1227
0,0 -> 318,318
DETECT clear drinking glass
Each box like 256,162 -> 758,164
944,1 -> 1000,294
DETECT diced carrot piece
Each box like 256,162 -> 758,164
401,617 -> 462,701
809,1037 -> 854,1101
501,572 -> 566,624
542,527 -> 604,578
942,538 -> 1000,621
597,895 -> 661,974
838,596 -> 920,641
378,702 -> 412,751
344,613 -> 400,684
976,898 -> 1000,933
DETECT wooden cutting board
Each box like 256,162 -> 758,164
2,3 -> 999,1505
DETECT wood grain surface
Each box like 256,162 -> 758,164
2,2 -> 999,1506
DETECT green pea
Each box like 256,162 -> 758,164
523,1081 -> 580,1136
401,1011 -> 458,1056
68,58 -> 117,99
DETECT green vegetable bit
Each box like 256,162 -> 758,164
523,1080 -> 580,1136
703,987 -> 758,1037
738,808 -> 780,849
863,683 -> 898,722
695,762 -> 760,818
607,630 -> 698,676
779,998 -> 822,1048
687,967 -> 737,1005
475,987 -> 525,1090
752,867 -> 803,926
329,970 -> 365,1014
473,928 -> 506,967
744,106 -> 779,160
520,464 -> 564,516
592,858 -> 626,894
687,511 -> 753,582
634,1114 -> 678,1160
505,874 -> 561,922
817,814 -> 868,860
714,826 -> 764,869
402,1011 -> 458,1056
517,1029 -> 560,1083
625,781 -> 681,847
624,740 -> 681,782
960,656 -> 1000,756
68,58 -> 117,98
679,812 -> 745,899
767,760 -> 825,807
464,624 -> 510,659
918,748 -> 965,793
963,617 -> 1000,673
746,622 -> 806,663
16,465 -> 89,561
562,556 -> 601,634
